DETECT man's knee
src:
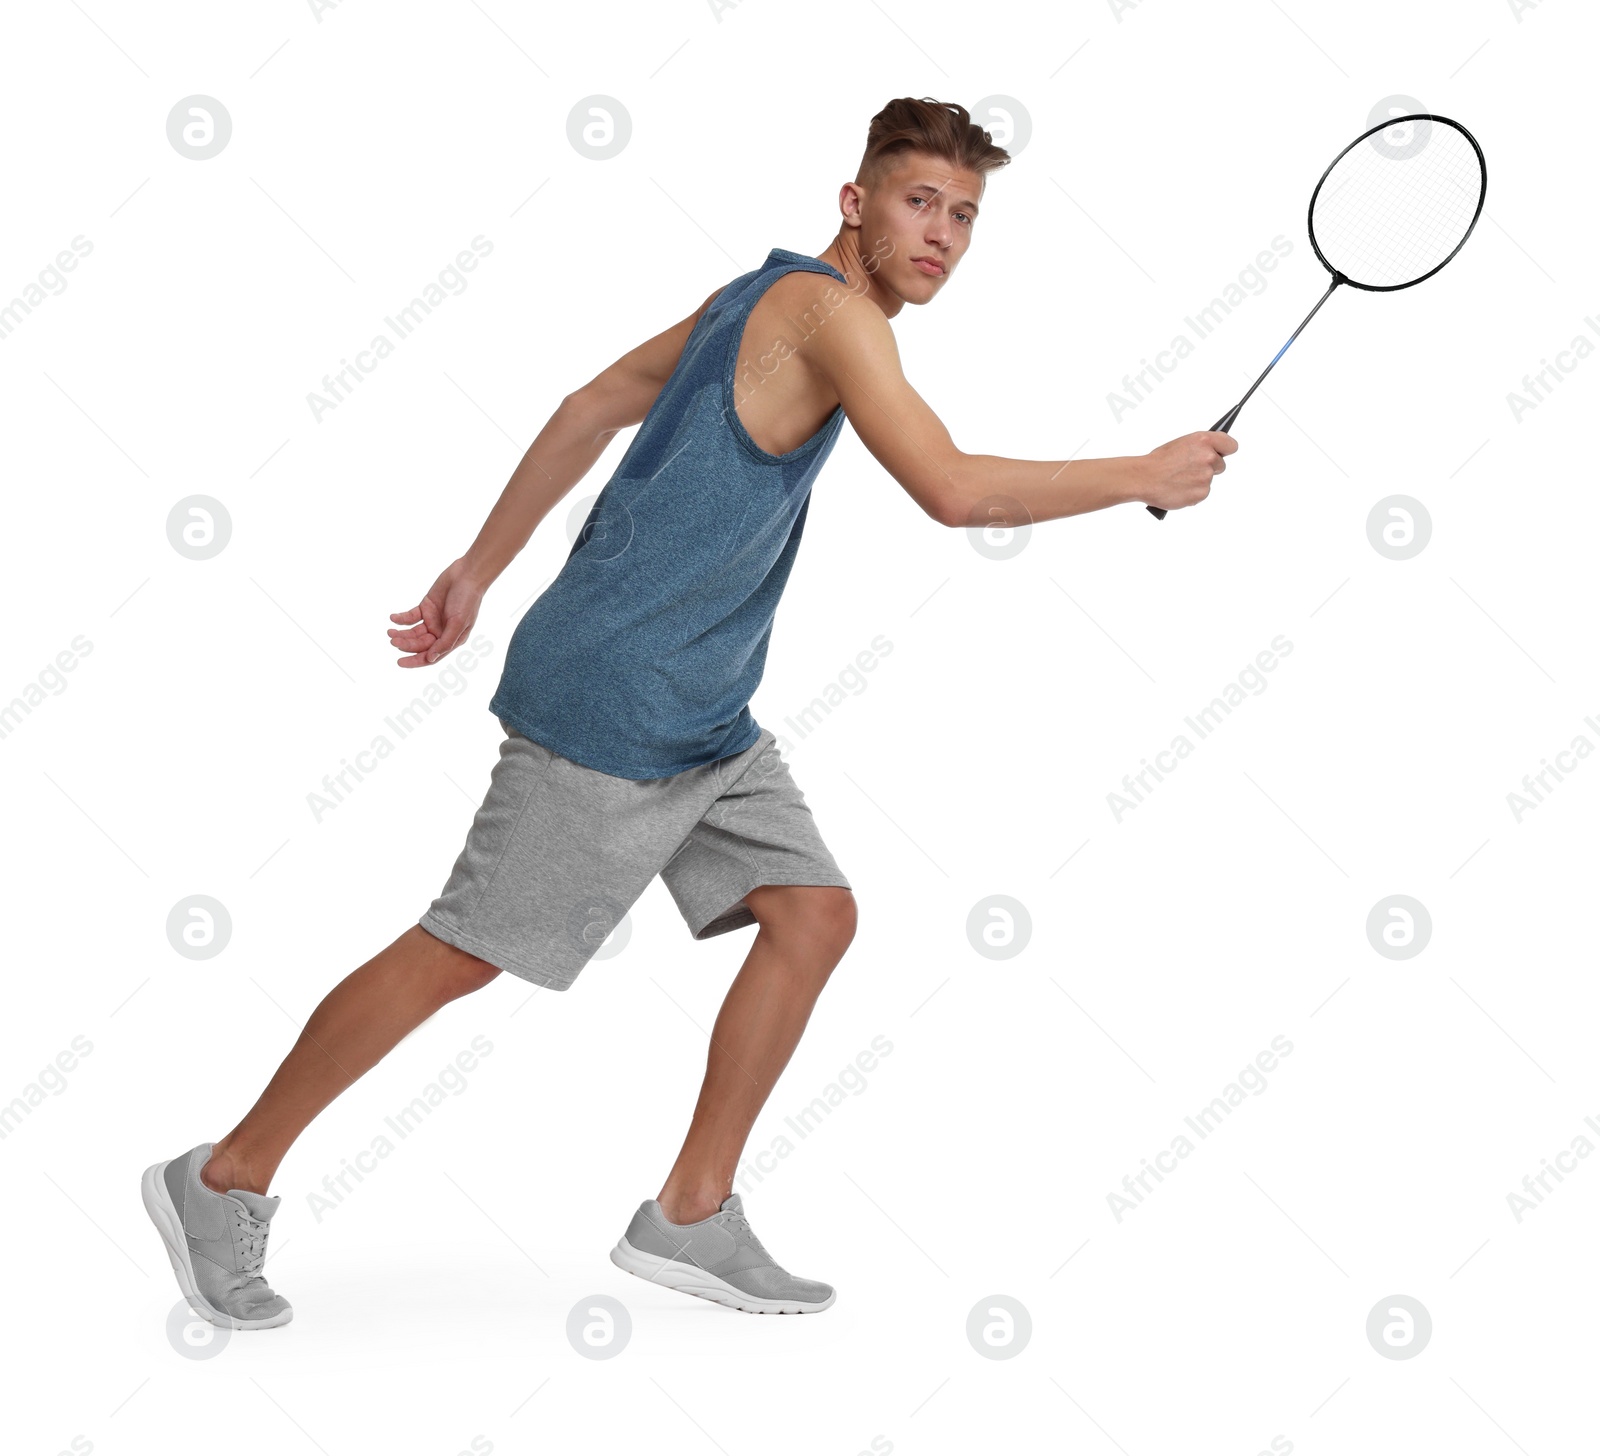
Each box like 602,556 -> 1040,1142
746,885 -> 857,960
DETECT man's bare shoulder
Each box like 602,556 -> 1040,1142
771,269 -> 888,337
739,267 -> 899,410
795,275 -> 900,388
763,269 -> 956,524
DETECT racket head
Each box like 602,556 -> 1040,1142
1307,113 -> 1487,293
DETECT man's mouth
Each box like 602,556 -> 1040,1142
912,256 -> 944,277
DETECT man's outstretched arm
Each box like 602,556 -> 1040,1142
807,297 -> 1234,526
388,288 -> 720,666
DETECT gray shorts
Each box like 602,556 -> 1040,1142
419,719 -> 851,991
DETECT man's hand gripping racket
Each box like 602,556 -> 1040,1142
1145,112 -> 1487,519
1141,430 -> 1238,514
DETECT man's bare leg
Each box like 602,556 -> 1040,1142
656,885 -> 857,1223
199,925 -> 502,1196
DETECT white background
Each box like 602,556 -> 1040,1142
3,1 -> 1594,1453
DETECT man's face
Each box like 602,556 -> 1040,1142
862,152 -> 982,301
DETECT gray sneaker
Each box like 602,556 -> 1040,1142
141,1141 -> 293,1329
610,1193 -> 835,1314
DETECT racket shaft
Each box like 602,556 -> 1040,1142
1147,273 -> 1344,520
1217,273 -> 1344,432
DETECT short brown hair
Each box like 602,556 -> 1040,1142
855,97 -> 1012,192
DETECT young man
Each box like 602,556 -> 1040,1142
141,97 -> 1233,1328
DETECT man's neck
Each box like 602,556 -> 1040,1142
815,235 -> 904,320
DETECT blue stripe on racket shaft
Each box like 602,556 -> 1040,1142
1147,272 -> 1345,519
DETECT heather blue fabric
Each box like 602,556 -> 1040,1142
489,248 -> 850,779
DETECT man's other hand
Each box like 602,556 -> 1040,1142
389,558 -> 485,667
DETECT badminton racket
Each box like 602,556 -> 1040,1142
1148,112 -> 1487,519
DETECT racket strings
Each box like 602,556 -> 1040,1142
1311,121 -> 1483,289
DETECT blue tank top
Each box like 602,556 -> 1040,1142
488,248 -> 850,779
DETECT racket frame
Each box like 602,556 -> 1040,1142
1308,113 -> 1488,293
1147,113 -> 1487,520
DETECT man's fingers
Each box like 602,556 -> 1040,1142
400,596 -> 442,641
426,616 -> 467,663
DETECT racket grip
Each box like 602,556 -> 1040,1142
1146,408 -> 1239,519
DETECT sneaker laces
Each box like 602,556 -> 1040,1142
719,1208 -> 771,1259
234,1209 -> 270,1279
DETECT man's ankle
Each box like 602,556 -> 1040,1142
657,1189 -> 726,1225
202,1142 -> 269,1197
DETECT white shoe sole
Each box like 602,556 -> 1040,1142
609,1234 -> 835,1314
140,1159 -> 293,1330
